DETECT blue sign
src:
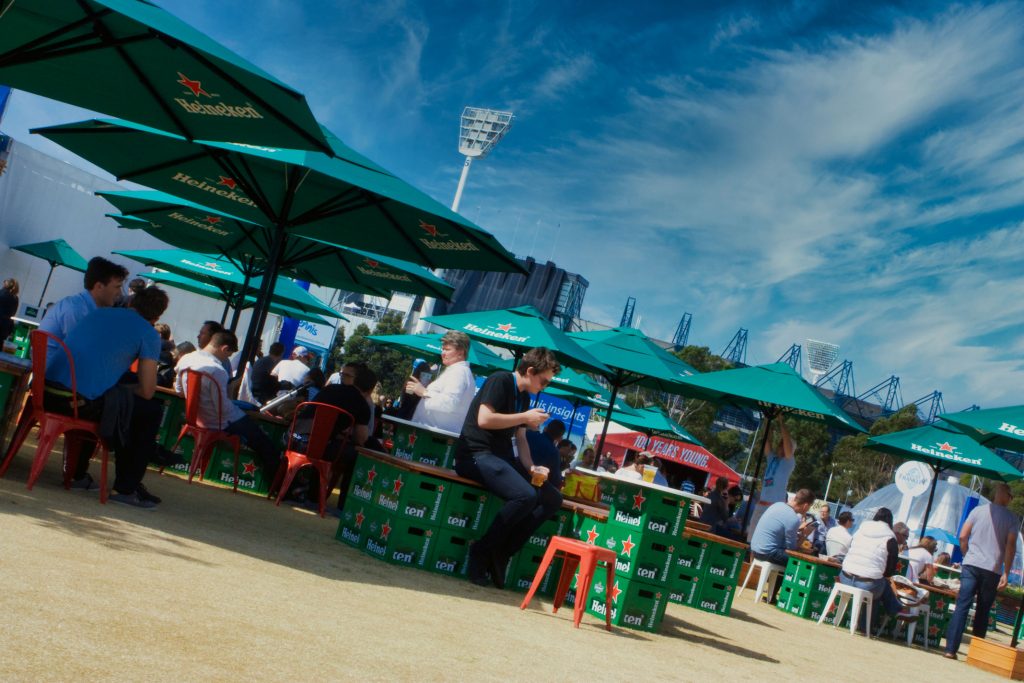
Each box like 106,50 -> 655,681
532,393 -> 591,438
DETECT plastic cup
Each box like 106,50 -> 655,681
641,465 -> 657,483
530,466 -> 549,487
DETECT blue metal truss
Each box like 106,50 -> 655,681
721,328 -> 748,367
620,296 -> 636,328
672,312 -> 692,351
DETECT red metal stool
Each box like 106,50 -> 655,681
520,536 -> 617,630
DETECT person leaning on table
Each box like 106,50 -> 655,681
749,489 -> 816,601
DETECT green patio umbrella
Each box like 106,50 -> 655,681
11,237 -> 89,306
545,366 -> 606,398
98,190 -> 455,300
607,405 -> 704,447
567,326 -> 700,460
673,362 -> 864,532
938,406 -> 1024,452
866,423 -> 1022,537
34,117 -> 522,370
114,248 -> 342,329
366,333 -> 505,373
0,0 -> 331,153
106,213 -> 155,230
142,271 -> 335,326
422,305 -> 609,375
541,383 -> 639,449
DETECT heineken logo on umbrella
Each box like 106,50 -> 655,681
910,440 -> 983,466
417,219 -> 479,253
166,211 -> 229,236
356,258 -> 412,283
180,258 -> 233,276
174,71 -> 265,120
171,172 -> 256,208
462,321 -> 528,343
1000,422 -> 1024,437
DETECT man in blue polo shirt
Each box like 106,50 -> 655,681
749,489 -> 816,601
45,286 -> 169,508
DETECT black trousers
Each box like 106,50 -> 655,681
455,452 -> 563,560
43,390 -> 161,494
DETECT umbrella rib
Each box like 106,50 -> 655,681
286,187 -> 362,226
0,7 -> 111,65
180,43 -> 332,156
116,149 -> 211,182
0,27 -> 153,67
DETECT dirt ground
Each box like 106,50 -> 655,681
0,449 -> 1006,682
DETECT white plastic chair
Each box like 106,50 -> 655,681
876,604 -> 932,650
738,559 -> 786,604
818,582 -> 874,636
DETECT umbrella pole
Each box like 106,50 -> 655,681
237,228 -> 286,378
228,269 -> 252,333
919,465 -> 942,539
568,400 -> 580,448
37,263 -> 56,308
740,407 -> 777,536
220,300 -> 230,326
595,382 -> 621,461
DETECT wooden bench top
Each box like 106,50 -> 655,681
684,527 -> 749,550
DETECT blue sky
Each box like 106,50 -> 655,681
4,0 -> 1024,410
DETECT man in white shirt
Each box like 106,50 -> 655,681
175,331 -> 281,482
825,510 -> 855,557
272,345 -> 312,392
405,331 -> 477,434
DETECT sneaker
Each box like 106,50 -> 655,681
69,473 -> 96,491
136,483 -> 162,505
109,491 -> 158,510
467,544 -> 490,587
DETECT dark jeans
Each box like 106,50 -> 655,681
225,416 -> 281,481
945,564 -> 1000,655
455,452 -> 563,560
43,389 -> 161,494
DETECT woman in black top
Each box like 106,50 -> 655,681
0,278 -> 19,343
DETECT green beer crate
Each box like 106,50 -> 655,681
701,542 -> 745,584
374,467 -> 448,524
584,574 -> 669,632
598,523 -> 675,585
505,548 -> 562,595
425,526 -> 472,577
361,510 -> 437,569
605,479 -> 687,541
524,509 -> 575,550
204,448 -> 272,495
441,482 -> 500,534
673,537 -> 710,579
386,420 -> 457,469
336,499 -> 374,548
668,572 -> 700,605
348,454 -> 386,505
776,584 -> 794,612
695,578 -> 735,616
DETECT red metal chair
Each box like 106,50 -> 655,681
168,369 -> 242,492
520,536 -> 617,630
0,330 -> 110,503
270,401 -> 354,517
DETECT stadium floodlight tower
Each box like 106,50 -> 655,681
452,107 -> 514,211
805,339 -> 839,384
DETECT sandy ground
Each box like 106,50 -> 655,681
0,446 -> 1006,683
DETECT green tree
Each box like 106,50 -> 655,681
786,418 -> 832,493
340,312 -> 411,399
829,405 -> 922,505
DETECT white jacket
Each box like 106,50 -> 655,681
841,520 -> 895,579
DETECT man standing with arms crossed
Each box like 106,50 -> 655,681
455,347 -> 562,588
944,482 -> 1019,660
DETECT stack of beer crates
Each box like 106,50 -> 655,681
667,529 -> 745,616
568,480 -> 687,632
381,418 -> 458,469
775,556 -> 855,627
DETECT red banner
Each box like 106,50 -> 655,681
601,431 -> 740,484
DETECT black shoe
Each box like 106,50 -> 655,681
467,544 -> 490,587
154,447 -> 185,468
136,483 -> 162,505
109,491 -> 157,510
70,473 -> 97,491
487,551 -> 508,590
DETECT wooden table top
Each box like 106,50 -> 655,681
685,527 -> 749,549
786,550 -> 842,568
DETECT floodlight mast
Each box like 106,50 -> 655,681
411,107 -> 513,333
805,339 -> 839,384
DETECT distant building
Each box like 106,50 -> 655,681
431,257 -> 588,330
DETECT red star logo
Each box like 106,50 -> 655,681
177,72 -> 210,97
937,442 -> 955,452
217,176 -> 238,190
392,475 -> 404,496
408,433 -> 417,447
620,535 -> 635,557
203,215 -> 223,225
479,495 -> 487,503
497,323 -> 513,332
364,258 -> 380,268
380,521 -> 392,540
585,527 -> 599,544
355,510 -> 365,527
242,460 -> 256,475
668,545 -> 675,553
418,220 -> 439,237
935,599 -> 945,611
437,485 -> 444,493
426,529 -> 433,537
656,592 -> 662,600
928,625 -> 939,636
632,490 -> 646,510
609,581 -> 622,603
366,466 -> 378,484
